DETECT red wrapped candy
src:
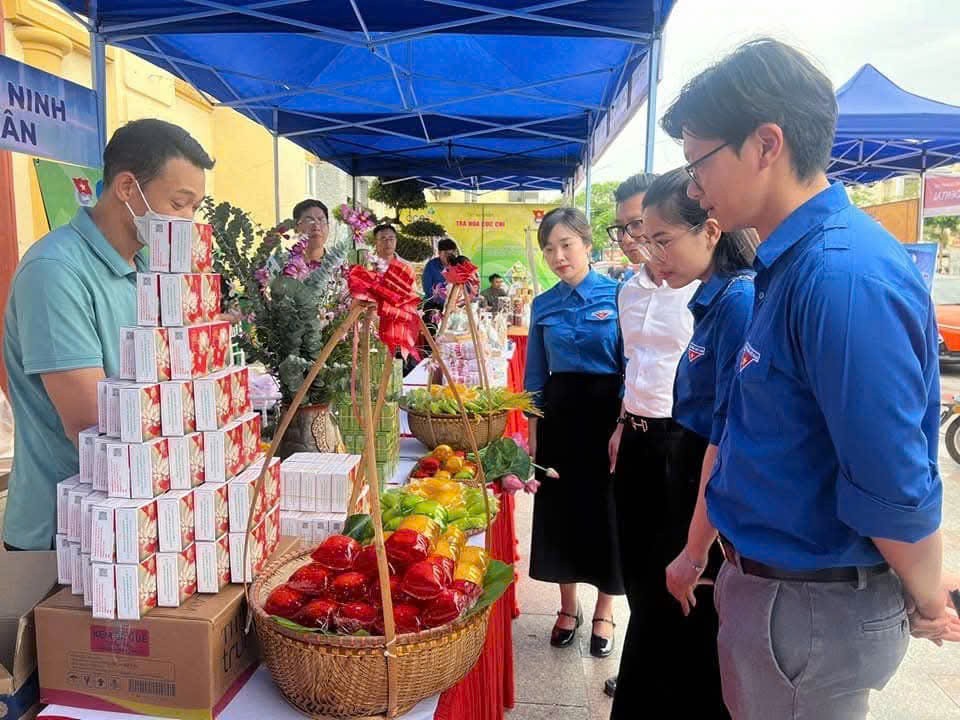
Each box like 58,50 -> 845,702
294,598 -> 339,631
264,584 -> 308,620
373,603 -> 423,635
287,563 -> 332,597
331,571 -> 370,603
385,529 -> 430,570
426,554 -> 455,585
422,589 -> 468,629
354,544 -> 394,578
401,560 -> 449,601
368,574 -> 417,608
452,578 -> 483,602
336,601 -> 378,634
311,535 -> 361,571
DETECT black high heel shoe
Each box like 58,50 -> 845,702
550,606 -> 583,648
590,617 -> 616,658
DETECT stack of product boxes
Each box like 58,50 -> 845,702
278,453 -> 362,547
54,220 -> 281,622
336,344 -> 402,484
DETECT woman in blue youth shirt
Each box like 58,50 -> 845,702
524,207 -> 625,656
616,170 -> 757,718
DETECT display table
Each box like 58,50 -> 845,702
505,327 -> 528,438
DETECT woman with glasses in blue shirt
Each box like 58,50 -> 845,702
611,169 -> 758,718
525,207 -> 625,657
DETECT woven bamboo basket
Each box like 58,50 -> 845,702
405,408 -> 508,451
250,548 -> 492,718
243,294 -> 501,719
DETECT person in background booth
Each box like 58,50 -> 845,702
524,207 -> 625,658
422,237 -> 459,304
292,199 -> 330,263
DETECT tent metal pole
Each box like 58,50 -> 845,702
918,169 -> 926,244
352,174 -> 358,209
643,33 -> 662,173
273,109 -> 280,225
89,0 -> 108,156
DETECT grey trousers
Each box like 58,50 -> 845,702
714,560 -> 910,720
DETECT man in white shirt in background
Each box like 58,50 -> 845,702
604,173 -> 698,698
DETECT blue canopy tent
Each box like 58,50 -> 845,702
828,63 -> 960,238
51,0 -> 675,220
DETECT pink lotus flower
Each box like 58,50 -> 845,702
501,474 -> 525,494
523,478 -> 541,495
509,433 -> 529,453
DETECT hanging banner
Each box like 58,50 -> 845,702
34,158 -> 103,231
404,203 -> 560,291
0,54 -> 100,168
924,175 -> 960,218
902,242 -> 938,291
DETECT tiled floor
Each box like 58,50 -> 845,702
507,364 -> 960,720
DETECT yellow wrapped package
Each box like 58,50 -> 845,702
453,561 -> 485,587
458,546 -> 489,573
398,515 -> 441,546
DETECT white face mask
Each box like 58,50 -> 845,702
125,179 -> 183,246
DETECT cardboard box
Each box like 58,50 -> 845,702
78,426 -> 100,483
170,222 -> 214,274
119,383 -> 163,444
36,585 -> 257,719
67,486 -> 95,543
80,490 -> 107,554
91,563 -> 116,619
56,534 -> 72,585
169,322 -> 231,381
137,273 -> 161,327
116,556 -> 159,620
194,482 -> 229,542
70,543 -> 84,596
91,499 -> 159,565
158,490 -> 196,553
167,432 -> 205,490
0,551 -> 58,720
193,368 -> 235,431
157,545 -> 197,608
56,476 -> 82,536
134,327 -> 172,384
92,437 -> 110,493
195,535 -> 231,594
160,380 -> 197,436
119,327 -> 138,382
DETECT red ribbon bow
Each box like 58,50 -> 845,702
442,259 -> 479,286
348,260 -> 421,355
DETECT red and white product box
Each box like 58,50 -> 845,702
119,327 -> 137,381
80,490 -> 108,553
106,382 -> 131,439
91,563 -> 116,619
194,482 -> 229,541
157,544 -> 198,607
96,379 -> 110,434
227,466 -> 267,534
201,273 -> 221,323
119,383 -> 162,444
265,506 -> 280,557
116,555 -> 158,620
92,437 -> 111,492
247,456 -> 281,512
134,327 -> 171,384
67,485 -> 95,543
56,534 -> 72,584
146,218 -> 176,272
170,222 -> 214,274
169,321 -> 231,381
78,426 -> 100,483
240,413 -> 262,470
160,380 -> 196,436
107,442 -> 132,498
280,464 -> 301,511
157,489 -> 196,552
70,542 -> 84,595
229,519 -> 266,583
194,368 -> 235,431
160,273 -> 204,327
82,553 -> 93,607
330,457 -> 361,514
92,498 -> 158,564
130,437 -> 173,499
57,476 -> 82,535
230,366 -> 251,418
196,534 -> 231,593
167,432 -> 205,489
203,423 -> 240,485
137,272 -> 161,326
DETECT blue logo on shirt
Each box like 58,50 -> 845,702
687,343 -> 706,363
739,342 -> 760,372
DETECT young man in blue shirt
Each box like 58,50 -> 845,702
660,39 -> 956,718
3,119 -> 214,550
421,237 -> 458,303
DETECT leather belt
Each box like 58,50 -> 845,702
718,536 -> 889,584
621,413 -> 675,433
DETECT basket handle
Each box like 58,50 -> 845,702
347,349 -> 396,514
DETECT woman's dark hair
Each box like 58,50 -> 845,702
103,118 -> 214,187
437,238 -> 458,253
292,198 -> 328,222
373,223 -> 396,237
661,38 -> 836,181
642,168 -> 759,275
537,207 -> 592,250
448,254 -> 472,266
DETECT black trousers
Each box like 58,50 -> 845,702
611,422 -> 728,719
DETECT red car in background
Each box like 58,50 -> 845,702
935,275 -> 960,362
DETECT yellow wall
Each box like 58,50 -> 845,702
1,0 -> 359,254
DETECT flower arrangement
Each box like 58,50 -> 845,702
335,204 -> 377,250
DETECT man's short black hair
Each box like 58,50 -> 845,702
292,199 -> 329,222
489,273 -> 503,283
614,173 -> 658,203
103,118 -> 214,187
661,38 -> 837,180
373,223 -> 396,237
437,238 -> 457,253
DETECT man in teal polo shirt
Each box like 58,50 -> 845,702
3,118 -> 214,550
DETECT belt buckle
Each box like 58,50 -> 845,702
632,417 -> 648,432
